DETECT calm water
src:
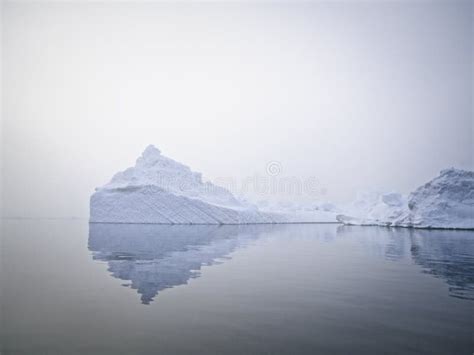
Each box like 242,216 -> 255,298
1,219 -> 473,355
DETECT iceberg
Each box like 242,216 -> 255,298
90,145 -> 338,224
336,191 -> 408,227
337,168 -> 474,229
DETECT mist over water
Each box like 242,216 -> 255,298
2,1 -> 473,218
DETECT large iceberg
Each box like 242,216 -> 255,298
90,145 -> 337,224
337,168 -> 474,229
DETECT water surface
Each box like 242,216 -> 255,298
1,220 -> 473,354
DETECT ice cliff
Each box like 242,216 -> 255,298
90,145 -> 337,224
337,168 -> 474,229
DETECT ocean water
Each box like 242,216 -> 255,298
1,219 -> 473,354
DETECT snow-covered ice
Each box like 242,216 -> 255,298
336,190 -> 408,227
337,168 -> 474,229
90,145 -> 338,224
90,147 -> 472,228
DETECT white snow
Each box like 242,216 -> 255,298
90,145 -> 338,224
337,168 -> 474,229
90,147 -> 472,228
336,190 -> 408,227
256,199 -> 339,222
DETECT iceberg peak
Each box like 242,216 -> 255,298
94,145 -> 244,212
138,144 -> 162,165
143,144 -> 161,156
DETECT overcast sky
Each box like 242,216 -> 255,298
2,0 -> 473,218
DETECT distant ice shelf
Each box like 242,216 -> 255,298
337,168 -> 474,229
89,145 -> 338,224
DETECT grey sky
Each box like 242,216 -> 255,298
2,0 -> 473,218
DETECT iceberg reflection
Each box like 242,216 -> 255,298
337,226 -> 474,301
88,224 -> 269,304
89,223 -> 473,305
408,229 -> 474,301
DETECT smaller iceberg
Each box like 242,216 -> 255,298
336,191 -> 408,227
337,168 -> 474,229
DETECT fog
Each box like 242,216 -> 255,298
2,0 -> 473,218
